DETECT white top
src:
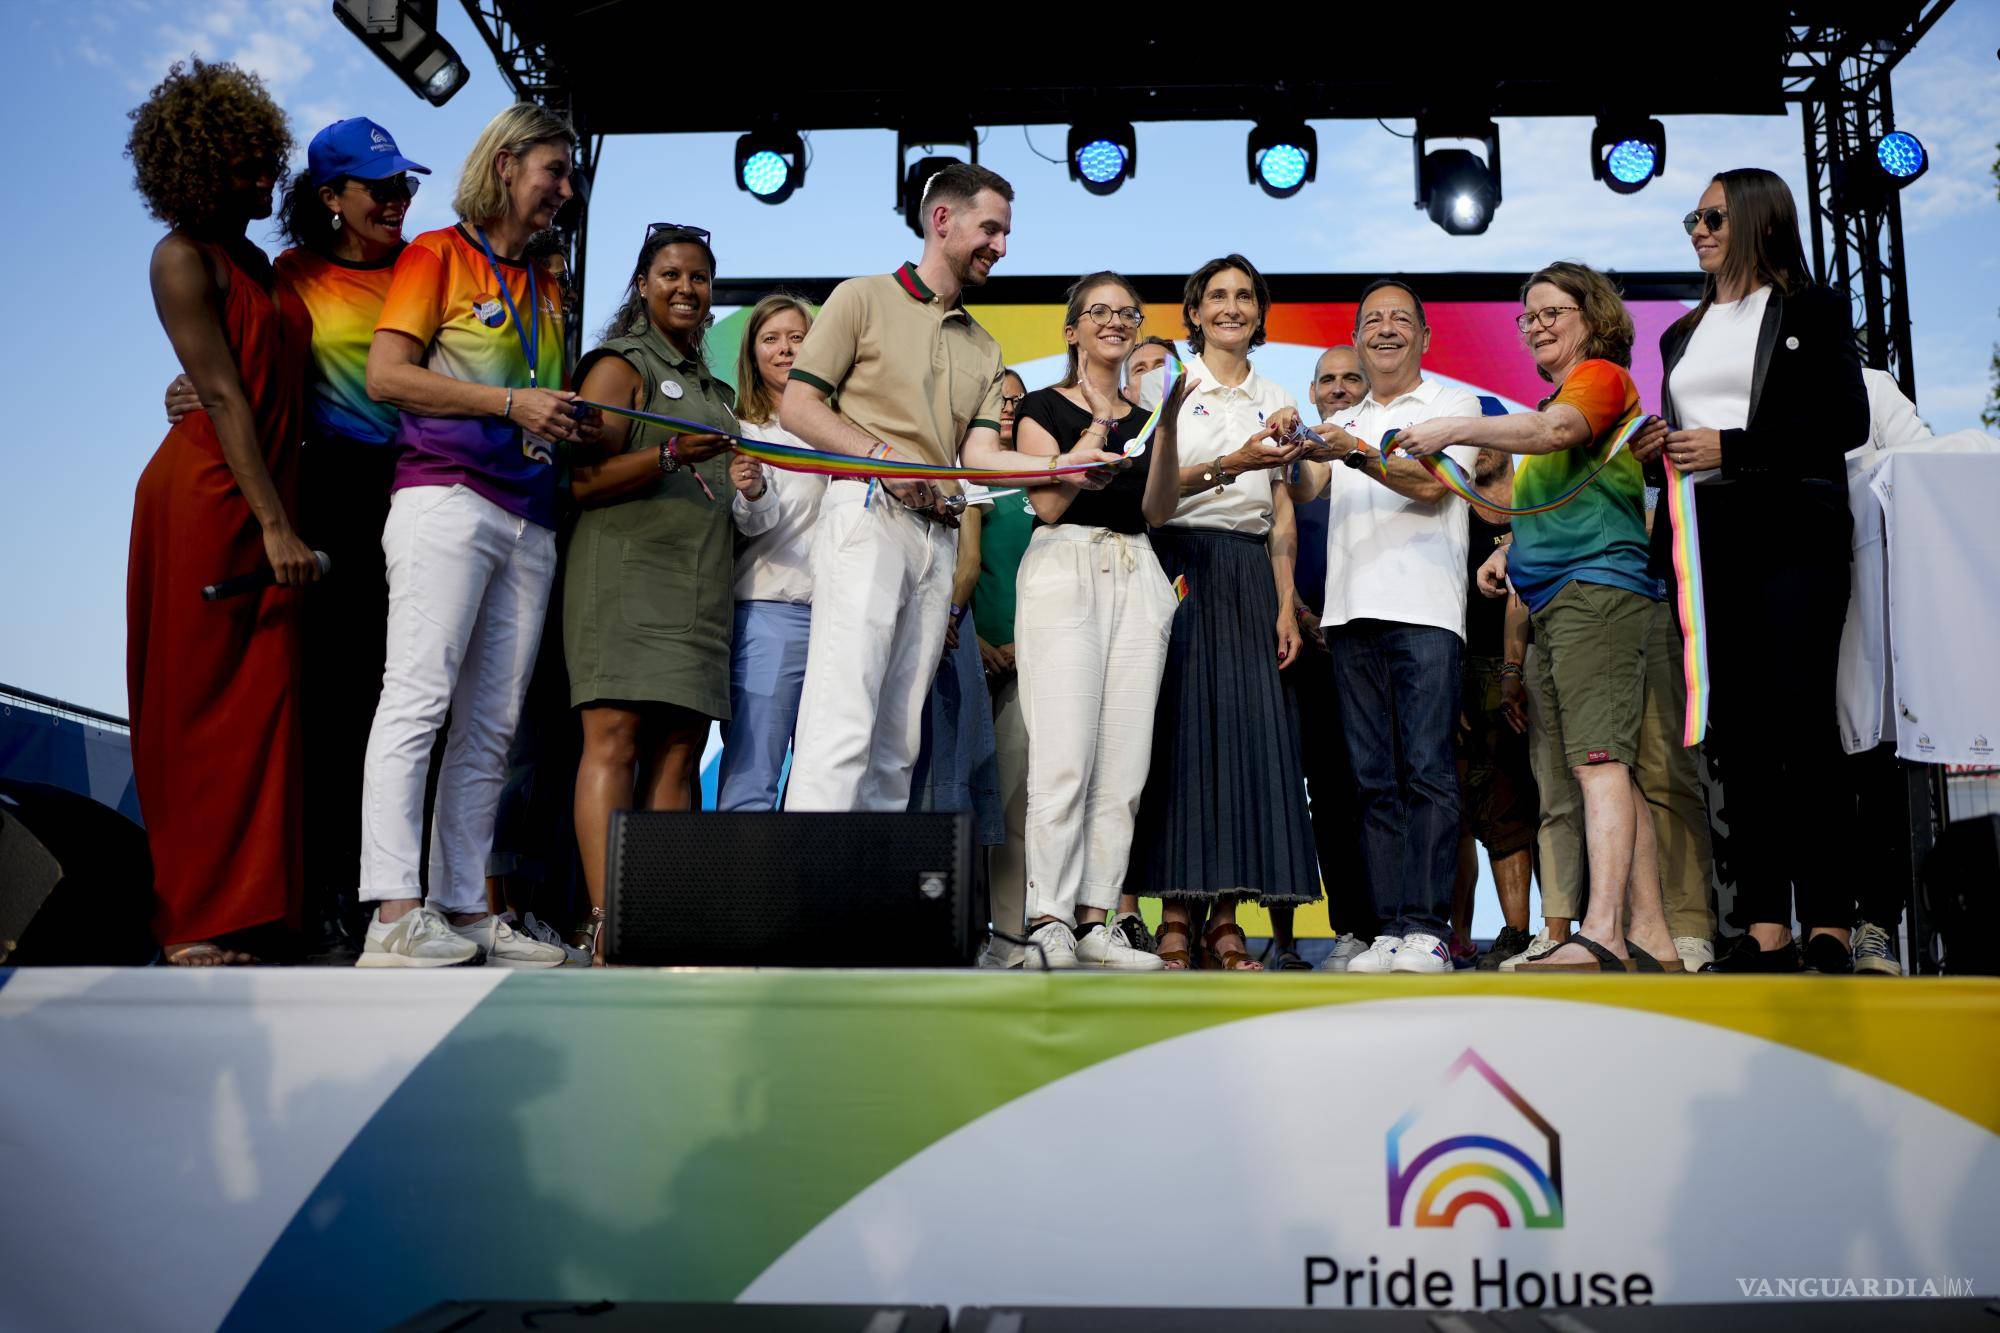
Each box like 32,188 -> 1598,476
731,418 -> 827,604
1164,351 -> 1299,538
1319,375 -> 1484,638
1668,284 -> 1770,485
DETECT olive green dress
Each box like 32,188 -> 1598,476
564,321 -> 740,717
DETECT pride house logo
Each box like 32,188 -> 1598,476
1386,1048 -> 1562,1229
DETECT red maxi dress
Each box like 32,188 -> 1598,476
127,240 -> 313,947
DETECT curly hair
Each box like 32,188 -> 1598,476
126,59 -> 293,229
1519,261 -> 1635,381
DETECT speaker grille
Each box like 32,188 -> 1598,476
606,812 -> 974,966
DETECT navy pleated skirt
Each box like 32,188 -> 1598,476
1127,526 -> 1321,904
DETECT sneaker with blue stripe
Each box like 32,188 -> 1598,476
1391,932 -> 1452,974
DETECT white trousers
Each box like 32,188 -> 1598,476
1017,525 -> 1177,925
786,480 -> 956,812
359,484 -> 555,912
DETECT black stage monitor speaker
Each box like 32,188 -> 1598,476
605,811 -> 977,967
0,778 -> 157,965
393,1301 -> 950,1331
1925,812 -> 2000,975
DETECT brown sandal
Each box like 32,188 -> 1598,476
1203,921 -> 1264,972
1156,918 -> 1194,970
162,941 -> 260,967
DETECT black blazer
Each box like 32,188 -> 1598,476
1648,282 -> 1868,573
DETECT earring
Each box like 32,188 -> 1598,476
330,211 -> 343,231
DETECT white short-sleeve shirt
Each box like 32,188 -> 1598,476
1320,376 -> 1484,638
1164,351 -> 1300,538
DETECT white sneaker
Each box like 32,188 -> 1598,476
1499,928 -> 1561,972
1673,936 -> 1715,973
1318,933 -> 1370,972
357,904 -> 482,968
521,912 -> 592,967
1075,920 -> 1165,971
448,913 -> 568,969
1392,932 -> 1452,973
977,936 -> 1028,969
1853,921 -> 1903,976
1022,920 -> 1080,970
1346,935 -> 1404,974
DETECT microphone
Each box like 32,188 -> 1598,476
202,551 -> 331,602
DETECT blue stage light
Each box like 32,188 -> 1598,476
740,150 -> 790,198
1877,132 -> 1926,179
1259,143 -> 1310,192
1067,123 -> 1137,195
1592,118 -> 1665,195
1076,139 -> 1127,185
734,130 -> 804,205
1246,122 -> 1316,199
1607,139 -> 1658,185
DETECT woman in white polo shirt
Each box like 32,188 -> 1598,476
1127,254 -> 1321,970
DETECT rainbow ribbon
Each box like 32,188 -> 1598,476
1386,414 -> 1651,517
1119,353 -> 1183,459
1661,457 -> 1709,745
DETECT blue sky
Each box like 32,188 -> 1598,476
5,0 -> 1997,714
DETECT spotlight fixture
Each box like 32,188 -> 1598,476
1068,122 -> 1137,195
1592,117 -> 1666,194
896,124 -> 978,239
331,0 -> 469,107
1247,121 -> 1316,199
1835,128 -> 1931,209
1414,119 -> 1501,235
734,130 -> 805,204
1872,130 -> 1929,185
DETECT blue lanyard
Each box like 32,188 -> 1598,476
474,226 -> 540,389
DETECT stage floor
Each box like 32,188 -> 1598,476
3,968 -> 1996,1332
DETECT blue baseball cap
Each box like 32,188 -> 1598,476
307,118 -> 431,186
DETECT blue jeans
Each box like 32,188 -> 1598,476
1329,619 -> 1462,938
716,600 -> 813,811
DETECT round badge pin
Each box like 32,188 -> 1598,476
661,380 -> 684,400
1785,336 -> 1800,350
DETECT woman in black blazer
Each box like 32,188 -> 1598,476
1635,167 -> 1868,973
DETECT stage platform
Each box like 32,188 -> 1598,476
2,968 -> 1995,1332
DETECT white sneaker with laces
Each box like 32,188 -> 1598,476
448,913 -> 568,969
357,904 -> 482,968
1392,932 -> 1452,974
1319,933 -> 1370,972
1346,935 -> 1404,974
1075,920 -> 1165,971
1499,928 -> 1561,973
1022,920 -> 1080,970
521,912 -> 592,967
1673,936 -> 1715,973
1852,921 -> 1903,976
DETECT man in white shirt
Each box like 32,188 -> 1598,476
1293,280 -> 1482,974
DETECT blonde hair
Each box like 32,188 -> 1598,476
734,293 -> 816,426
452,103 -> 576,226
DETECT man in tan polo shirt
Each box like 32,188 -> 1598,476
781,163 -> 1123,812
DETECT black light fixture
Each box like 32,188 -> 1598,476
1246,121 -> 1317,199
1415,119 -> 1501,235
330,0 -> 469,107
1592,117 -> 1667,195
734,129 -> 805,205
1068,121 -> 1137,195
1837,129 -> 1930,206
896,124 -> 977,239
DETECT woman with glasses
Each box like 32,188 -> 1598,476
717,292 -> 822,811
165,117 -> 430,956
563,224 -> 759,962
1128,254 -> 1321,970
1635,170 -> 1868,973
1398,262 -> 1684,972
353,103 -> 586,968
127,60 -> 315,964
1009,273 -> 1192,968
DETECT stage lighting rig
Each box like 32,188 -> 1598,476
1069,122 -> 1137,195
1415,119 -> 1501,235
1592,117 -> 1666,194
735,130 -> 804,204
331,0 -> 468,107
897,124 -> 978,239
1834,128 -> 1930,208
1247,121 -> 1316,199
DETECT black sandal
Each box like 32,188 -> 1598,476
1624,938 -> 1686,973
1515,933 -> 1631,972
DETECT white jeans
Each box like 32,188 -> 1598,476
1017,525 -> 1177,925
359,485 -> 556,912
786,480 -> 955,812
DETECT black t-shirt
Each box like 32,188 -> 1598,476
1465,508 -> 1512,656
1014,386 -> 1153,535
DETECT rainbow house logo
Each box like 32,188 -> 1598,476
1386,1048 -> 1563,1229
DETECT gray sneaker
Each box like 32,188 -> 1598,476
357,905 -> 482,968
1318,932 -> 1369,972
448,913 -> 568,969
521,912 -> 592,967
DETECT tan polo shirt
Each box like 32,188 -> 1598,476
788,262 -> 1006,475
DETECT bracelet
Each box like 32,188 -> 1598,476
657,441 -> 681,474
1499,663 -> 1524,679
1092,417 -> 1118,430
502,387 -> 513,421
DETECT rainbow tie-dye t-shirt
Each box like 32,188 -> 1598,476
274,247 -> 399,445
376,225 -> 566,528
1509,358 -> 1659,613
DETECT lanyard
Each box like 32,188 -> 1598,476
474,226 -> 540,389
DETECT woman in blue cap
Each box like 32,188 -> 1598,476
167,116 -> 432,958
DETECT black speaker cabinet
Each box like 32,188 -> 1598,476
604,811 -> 977,967
0,778 -> 157,965
1925,812 -> 2000,975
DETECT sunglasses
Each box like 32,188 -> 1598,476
352,173 -> 420,204
648,221 -> 713,247
1681,207 -> 1729,235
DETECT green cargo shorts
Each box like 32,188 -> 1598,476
1529,580 -> 1654,769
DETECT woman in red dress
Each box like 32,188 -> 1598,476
125,60 -> 318,964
